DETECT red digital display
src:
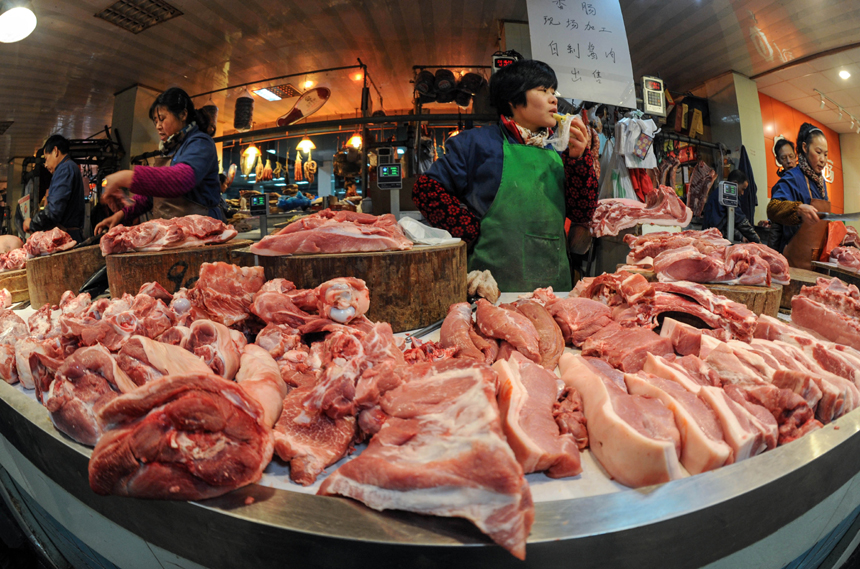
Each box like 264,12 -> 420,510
494,57 -> 516,69
645,80 -> 662,90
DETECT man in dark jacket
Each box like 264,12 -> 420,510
23,135 -> 85,241
703,169 -> 761,244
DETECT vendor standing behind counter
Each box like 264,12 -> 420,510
412,60 -> 598,292
95,87 -> 223,235
23,135 -> 85,242
767,123 -> 830,269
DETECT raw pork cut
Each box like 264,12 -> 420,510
830,246 -> 860,271
115,335 -> 211,387
558,354 -> 682,488
654,246 -> 726,284
842,227 -> 860,248
512,300 -> 565,370
23,228 -> 77,257
624,228 -> 730,263
797,277 -> 860,320
316,277 -> 370,324
580,323 -> 673,372
494,353 -> 582,477
251,209 -> 413,256
187,320 -> 245,380
43,345 -> 135,446
235,344 -> 288,428
138,281 -> 173,303
791,295 -> 860,351
99,215 -> 237,255
250,291 -> 315,328
697,386 -> 771,462
0,248 -> 28,272
187,263 -> 265,326
272,386 -> 356,486
652,243 -> 789,287
439,303 -> 485,361
475,299 -> 540,363
624,372 -> 730,474
553,386 -> 588,450
589,185 -> 693,238
318,360 -> 534,561
546,298 -> 613,347
686,161 -> 717,217
89,374 -> 273,500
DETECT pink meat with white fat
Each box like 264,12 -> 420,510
187,320 -> 244,380
624,228 -> 730,263
251,210 -> 412,255
250,291 -> 315,328
187,263 -> 265,327
318,359 -> 534,561
830,246 -> 860,271
642,353 -> 718,394
89,374 -> 273,500
115,335 -> 211,388
316,277 -> 370,324
697,386 -> 771,462
654,246 -> 727,283
792,295 -> 860,352
660,317 -> 704,356
494,353 -> 581,477
235,344 -> 288,428
558,354 -> 682,488
581,323 -> 674,373
99,215 -> 236,255
439,303 -> 484,361
43,345 -> 135,446
589,185 -> 692,238
625,372 -> 730,474
24,228 -> 77,257
476,299 -> 540,362
546,297 -> 613,347
513,300 -> 565,370
156,326 -> 191,348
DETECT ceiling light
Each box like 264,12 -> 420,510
303,80 -> 314,89
820,96 -> 826,109
840,70 -> 851,80
266,149 -> 276,154
0,6 -> 36,43
297,136 -> 315,153
347,132 -> 362,150
242,143 -> 260,158
253,88 -> 281,102
838,108 -> 843,120
353,73 -> 364,81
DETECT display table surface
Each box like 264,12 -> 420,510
1,296 -> 860,568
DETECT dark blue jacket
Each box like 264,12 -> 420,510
31,155 -> 85,233
770,165 -> 827,251
424,123 -> 561,219
171,125 -> 223,219
702,184 -> 759,242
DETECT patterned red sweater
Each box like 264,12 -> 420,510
412,150 -> 599,244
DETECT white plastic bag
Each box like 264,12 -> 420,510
546,114 -> 575,151
398,217 -> 461,246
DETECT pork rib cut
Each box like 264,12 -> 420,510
99,215 -> 237,255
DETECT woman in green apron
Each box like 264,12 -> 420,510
412,60 -> 598,293
767,122 -> 830,269
95,88 -> 223,235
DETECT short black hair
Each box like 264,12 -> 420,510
774,138 -> 795,156
796,122 -> 826,157
149,87 -> 210,136
727,169 -> 747,185
489,59 -> 558,117
44,135 -> 70,155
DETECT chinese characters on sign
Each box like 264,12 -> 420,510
526,0 -> 635,107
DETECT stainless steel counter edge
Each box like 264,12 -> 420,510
1,379 -> 859,568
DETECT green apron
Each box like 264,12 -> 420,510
469,131 -> 571,292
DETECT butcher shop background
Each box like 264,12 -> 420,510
761,93 -> 845,214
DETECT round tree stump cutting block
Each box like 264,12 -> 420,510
782,267 -> 830,310
106,240 -> 253,298
702,282 -> 783,317
27,246 -> 105,308
0,269 -> 28,304
234,242 -> 467,333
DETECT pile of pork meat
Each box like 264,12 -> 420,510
100,215 -> 237,255
0,227 -> 76,272
5,263 -> 860,560
624,227 -> 790,286
588,185 -> 693,238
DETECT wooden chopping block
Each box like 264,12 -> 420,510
27,245 -> 105,308
0,269 -> 28,304
234,242 -> 467,333
106,240 -> 253,298
781,267 -> 831,310
702,282 -> 782,317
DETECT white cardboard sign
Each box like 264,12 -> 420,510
526,0 -> 636,108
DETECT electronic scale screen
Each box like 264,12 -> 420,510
249,195 -> 267,214
377,164 -> 402,189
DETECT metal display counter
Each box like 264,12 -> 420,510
2,377 -> 860,568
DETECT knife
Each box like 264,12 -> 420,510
818,212 -> 860,222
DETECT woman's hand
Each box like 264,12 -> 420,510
101,170 -> 135,211
568,116 -> 591,159
94,211 -> 124,236
798,203 -> 820,224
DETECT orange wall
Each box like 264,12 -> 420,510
759,93 -> 844,213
